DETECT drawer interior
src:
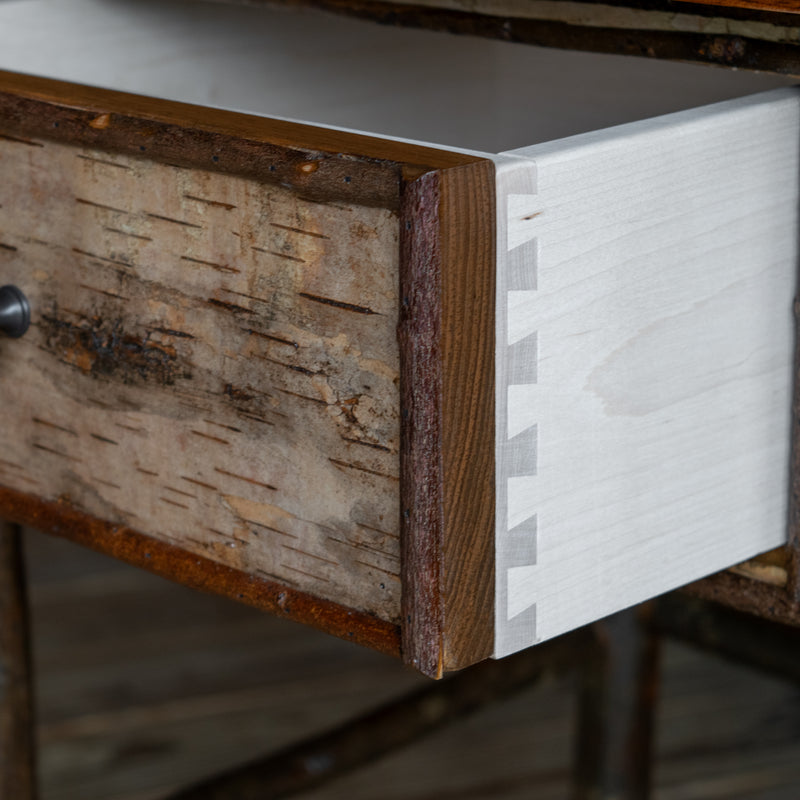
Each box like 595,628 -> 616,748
0,0 -> 792,153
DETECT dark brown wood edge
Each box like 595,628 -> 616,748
253,0 -> 800,75
0,70 -> 483,210
676,0 -> 800,14
400,170 -> 445,678
787,295 -> 800,599
440,161 -> 496,672
0,487 -> 400,657
684,570 -> 800,626
399,160 -> 495,678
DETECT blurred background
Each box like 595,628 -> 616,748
26,529 -> 800,800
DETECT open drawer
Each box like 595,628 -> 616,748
0,0 -> 796,677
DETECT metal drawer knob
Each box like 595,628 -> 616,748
0,285 -> 30,339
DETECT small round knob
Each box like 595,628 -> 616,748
0,285 -> 31,339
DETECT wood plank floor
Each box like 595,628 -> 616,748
23,529 -> 800,799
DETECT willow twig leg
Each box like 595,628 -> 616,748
0,521 -> 36,800
572,607 -> 660,800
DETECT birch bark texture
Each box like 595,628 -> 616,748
494,88 -> 800,657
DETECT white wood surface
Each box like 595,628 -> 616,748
0,0 -> 790,152
493,89 -> 800,657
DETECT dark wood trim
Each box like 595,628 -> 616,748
573,608 -> 659,799
685,569 -> 800,627
440,162 -> 496,672
676,0 -> 800,14
788,296 -> 800,599
653,594 -> 800,684
0,71 -> 484,211
0,488 -> 400,657
248,0 -> 800,75
0,521 -> 36,800
400,161 -> 495,678
400,170 -> 445,678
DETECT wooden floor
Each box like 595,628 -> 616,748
23,529 -> 800,800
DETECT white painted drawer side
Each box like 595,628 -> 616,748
493,88 -> 800,657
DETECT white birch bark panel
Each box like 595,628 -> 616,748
0,136 -> 401,621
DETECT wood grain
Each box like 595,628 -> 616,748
400,162 -> 495,678
439,163 -> 496,672
494,88 -> 800,656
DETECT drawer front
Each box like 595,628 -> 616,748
0,72 -> 496,669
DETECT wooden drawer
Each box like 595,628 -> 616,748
0,0 -> 797,676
